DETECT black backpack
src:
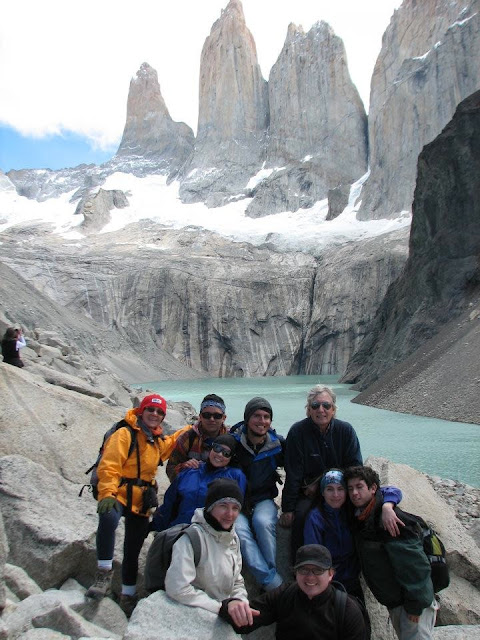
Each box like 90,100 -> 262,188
333,582 -> 370,640
79,420 -> 137,500
144,523 -> 202,592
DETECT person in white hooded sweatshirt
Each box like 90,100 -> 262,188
165,478 -> 256,628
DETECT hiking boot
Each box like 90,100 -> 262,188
85,568 -> 113,599
119,593 -> 138,618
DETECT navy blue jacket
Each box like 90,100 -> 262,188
282,417 -> 362,513
151,462 -> 246,531
230,423 -> 285,512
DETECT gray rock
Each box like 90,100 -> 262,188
17,630 -> 72,640
0,508 -> 8,612
433,626 -> 480,639
124,590 -> 238,640
115,62 -> 194,180
343,90 -> 480,423
327,184 -> 350,221
358,0 -> 480,220
0,456 -> 98,590
179,0 -> 268,205
76,190 -> 129,235
246,21 -> 367,218
5,564 -> 43,600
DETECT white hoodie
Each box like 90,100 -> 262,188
165,507 -> 248,613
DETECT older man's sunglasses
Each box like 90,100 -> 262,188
310,401 -> 333,410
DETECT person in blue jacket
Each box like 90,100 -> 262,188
304,468 -> 404,602
151,434 -> 246,531
230,397 -> 285,592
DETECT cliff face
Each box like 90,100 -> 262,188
245,21 -> 367,218
343,90 -> 480,401
358,0 -> 480,220
0,221 -> 407,380
179,0 -> 269,207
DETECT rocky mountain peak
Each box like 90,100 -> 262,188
178,0 -> 269,207
115,62 -> 194,178
245,19 -> 367,218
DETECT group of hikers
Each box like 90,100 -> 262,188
85,384 -> 438,639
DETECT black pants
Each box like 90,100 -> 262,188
291,496 -> 314,559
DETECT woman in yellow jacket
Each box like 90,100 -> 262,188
86,394 -> 186,616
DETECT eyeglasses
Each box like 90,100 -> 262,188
201,412 -> 224,420
310,401 -> 333,411
145,407 -> 165,415
296,567 -> 327,576
211,444 -> 232,458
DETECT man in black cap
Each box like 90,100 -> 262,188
220,544 -> 366,639
230,397 -> 285,591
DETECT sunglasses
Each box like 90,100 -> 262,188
310,401 -> 333,411
211,443 -> 232,458
145,407 -> 165,415
201,412 -> 224,420
296,567 -> 327,576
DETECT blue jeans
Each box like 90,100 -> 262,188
96,502 -> 149,587
235,499 -> 283,589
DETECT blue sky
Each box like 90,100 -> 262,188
0,0 -> 402,174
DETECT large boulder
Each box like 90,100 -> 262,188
124,590 -> 238,640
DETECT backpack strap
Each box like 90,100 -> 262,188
333,586 -> 347,640
183,525 -> 202,566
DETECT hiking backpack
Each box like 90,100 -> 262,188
395,509 -> 450,593
144,523 -> 202,592
333,581 -> 370,640
79,420 -> 138,500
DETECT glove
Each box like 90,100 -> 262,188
97,497 -> 118,514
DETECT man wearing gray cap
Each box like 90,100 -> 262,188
220,544 -> 366,639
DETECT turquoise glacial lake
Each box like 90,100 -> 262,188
138,375 -> 480,488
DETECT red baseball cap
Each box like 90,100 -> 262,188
136,394 -> 167,415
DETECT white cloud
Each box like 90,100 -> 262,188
0,0 -> 402,150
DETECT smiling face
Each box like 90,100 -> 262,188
323,483 -> 347,509
210,500 -> 241,530
208,444 -> 231,468
199,405 -> 226,437
247,409 -> 272,439
308,391 -> 335,431
347,477 -> 377,509
141,407 -> 165,434
296,565 -> 334,599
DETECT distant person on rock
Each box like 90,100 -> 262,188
279,384 -> 362,555
86,394 -> 188,617
151,434 -> 246,531
165,478 -> 251,622
344,465 -> 438,640
166,393 -> 228,481
230,397 -> 285,591
220,544 -> 367,639
1,326 -> 26,368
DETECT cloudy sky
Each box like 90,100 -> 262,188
0,0 -> 402,172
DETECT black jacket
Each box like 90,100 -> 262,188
282,417 -> 362,512
230,423 -> 284,511
220,582 -> 366,640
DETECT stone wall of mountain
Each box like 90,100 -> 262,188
358,0 -> 480,220
342,91 -> 480,401
0,222 -> 407,380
